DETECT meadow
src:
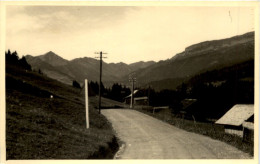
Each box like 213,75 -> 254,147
6,64 -> 120,159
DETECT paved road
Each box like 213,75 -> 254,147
102,109 -> 251,159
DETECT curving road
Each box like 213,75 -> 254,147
102,109 -> 251,159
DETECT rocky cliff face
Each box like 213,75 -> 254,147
171,32 -> 254,61
184,32 -> 254,56
132,31 -> 254,89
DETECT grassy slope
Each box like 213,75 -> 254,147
6,65 -> 120,159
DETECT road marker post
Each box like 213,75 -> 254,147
85,79 -> 89,129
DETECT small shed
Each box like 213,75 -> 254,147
134,96 -> 149,105
179,99 -> 198,120
215,104 -> 254,138
124,90 -> 138,99
124,90 -> 149,105
180,99 -> 197,112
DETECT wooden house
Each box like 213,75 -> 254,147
124,90 -> 149,105
215,104 -> 254,138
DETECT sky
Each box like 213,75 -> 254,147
5,6 -> 254,64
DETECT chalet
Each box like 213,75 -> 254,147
124,90 -> 138,104
124,90 -> 149,105
215,104 -> 254,140
124,90 -> 138,99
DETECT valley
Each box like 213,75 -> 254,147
25,31 -> 254,90
5,31 -> 255,159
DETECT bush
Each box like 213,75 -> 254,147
72,80 -> 81,88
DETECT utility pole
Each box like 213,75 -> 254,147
129,74 -> 136,109
95,51 -> 107,114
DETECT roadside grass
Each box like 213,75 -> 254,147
134,105 -> 253,156
6,65 -> 119,159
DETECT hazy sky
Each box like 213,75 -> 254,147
6,6 -> 254,64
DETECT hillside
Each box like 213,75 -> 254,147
132,31 -> 254,90
26,54 -> 75,85
38,51 -> 69,66
5,56 -> 126,159
26,53 -> 155,86
25,32 -> 254,91
129,61 -> 156,71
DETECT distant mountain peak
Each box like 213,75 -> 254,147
38,51 -> 68,66
44,51 -> 58,56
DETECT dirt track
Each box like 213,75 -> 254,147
102,109 -> 251,159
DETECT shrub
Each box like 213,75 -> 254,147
73,80 -> 81,88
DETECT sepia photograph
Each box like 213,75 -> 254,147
0,1 -> 259,163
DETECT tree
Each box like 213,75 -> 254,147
72,80 -> 81,88
11,51 -> 19,63
6,49 -> 18,64
19,56 -> 32,71
89,81 -> 99,94
5,49 -> 11,62
111,83 -> 122,101
38,69 -> 43,75
6,50 -> 32,71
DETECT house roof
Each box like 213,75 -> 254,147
124,90 -> 139,99
134,97 -> 148,101
215,104 -> 254,126
181,99 -> 197,111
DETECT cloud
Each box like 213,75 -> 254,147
6,6 -> 254,64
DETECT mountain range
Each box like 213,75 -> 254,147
130,32 -> 254,90
26,31 -> 254,90
26,51 -> 156,86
